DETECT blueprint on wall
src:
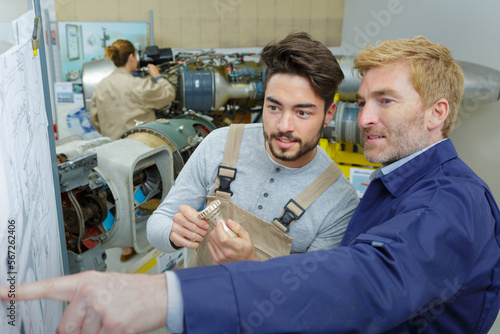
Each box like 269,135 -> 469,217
0,10 -> 64,333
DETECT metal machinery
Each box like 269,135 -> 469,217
56,113 -> 216,273
83,46 -> 500,147
69,46 -> 500,273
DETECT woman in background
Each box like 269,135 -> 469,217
90,39 -> 175,261
90,39 -> 175,141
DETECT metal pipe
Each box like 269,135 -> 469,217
149,10 -> 154,46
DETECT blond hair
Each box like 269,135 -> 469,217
353,36 -> 464,137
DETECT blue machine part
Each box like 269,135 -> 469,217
253,81 -> 264,100
233,67 -> 260,78
134,187 -> 147,216
134,187 -> 147,204
182,69 -> 214,112
103,210 -> 115,231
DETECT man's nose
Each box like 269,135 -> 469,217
278,112 -> 295,133
357,103 -> 378,129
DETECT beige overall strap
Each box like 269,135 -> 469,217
211,124 -> 245,199
273,162 -> 343,232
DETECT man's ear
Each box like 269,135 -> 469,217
427,98 -> 449,131
324,101 -> 336,127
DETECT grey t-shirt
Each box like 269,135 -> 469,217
147,123 -> 359,254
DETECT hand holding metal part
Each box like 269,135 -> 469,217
198,200 -> 237,238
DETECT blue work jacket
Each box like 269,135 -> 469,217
176,139 -> 500,333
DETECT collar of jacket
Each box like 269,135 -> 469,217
377,139 -> 457,198
113,67 -> 129,75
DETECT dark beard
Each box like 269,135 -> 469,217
264,126 -> 323,162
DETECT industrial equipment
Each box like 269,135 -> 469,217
57,114 -> 216,273
83,47 -> 500,143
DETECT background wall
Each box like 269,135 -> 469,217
54,0 -> 344,48
339,0 -> 500,213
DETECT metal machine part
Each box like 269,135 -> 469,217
91,139 -> 173,252
81,58 -> 115,114
56,113 -> 217,274
81,49 -> 500,146
139,45 -> 174,68
322,101 -> 363,146
336,55 -> 362,102
57,137 -> 173,272
460,61 -> 500,106
178,68 -> 264,113
121,113 -> 217,178
198,199 -> 236,238
58,151 -> 99,192
67,243 -> 107,274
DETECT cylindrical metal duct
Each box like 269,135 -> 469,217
81,58 -> 115,112
179,69 -> 257,112
336,56 -> 500,106
322,101 -> 363,145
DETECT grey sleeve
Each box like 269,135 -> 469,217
307,177 -> 359,251
146,131 -> 221,253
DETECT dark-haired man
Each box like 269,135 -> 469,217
147,32 -> 358,267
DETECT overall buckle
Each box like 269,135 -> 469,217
276,199 -> 305,232
215,166 -> 237,196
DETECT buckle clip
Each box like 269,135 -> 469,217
276,199 -> 305,232
215,166 -> 237,196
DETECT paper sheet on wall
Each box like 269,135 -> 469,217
0,10 -> 64,333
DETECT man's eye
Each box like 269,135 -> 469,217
357,101 -> 365,107
298,110 -> 310,117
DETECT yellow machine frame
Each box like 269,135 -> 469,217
319,139 -> 381,179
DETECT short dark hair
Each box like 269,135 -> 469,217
260,32 -> 344,112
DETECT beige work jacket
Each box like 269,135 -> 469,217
90,67 -> 175,140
